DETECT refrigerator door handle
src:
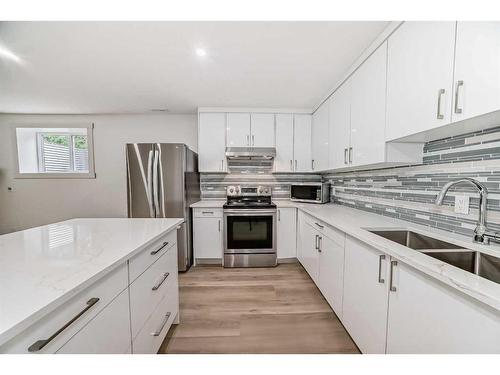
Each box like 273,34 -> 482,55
146,149 -> 155,218
152,149 -> 160,218
157,146 -> 166,218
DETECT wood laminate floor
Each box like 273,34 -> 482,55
159,263 -> 359,354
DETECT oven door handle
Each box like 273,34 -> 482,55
223,209 -> 277,215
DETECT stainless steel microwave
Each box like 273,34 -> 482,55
290,182 -> 330,203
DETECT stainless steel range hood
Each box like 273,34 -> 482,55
225,147 -> 276,160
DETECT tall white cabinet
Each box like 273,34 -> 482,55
386,21 -> 456,141
452,22 -> 500,123
329,80 -> 351,169
198,113 -> 227,172
311,101 -> 330,171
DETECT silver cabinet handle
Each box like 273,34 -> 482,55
218,219 -> 221,232
151,241 -> 169,255
344,148 -> 348,165
152,272 -> 170,291
389,260 -> 398,292
314,234 -> 319,250
454,80 -> 464,114
246,135 -> 250,146
290,160 -> 293,171
151,312 -> 171,336
278,209 -> 281,221
348,147 -> 353,164
295,160 -> 297,171
315,222 -> 324,230
252,135 -> 255,146
28,297 -> 100,352
221,159 -> 224,171
317,236 -> 322,252
378,254 -> 386,284
202,211 -> 214,214
437,88 -> 445,119
311,159 -> 315,170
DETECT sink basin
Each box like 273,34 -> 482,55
369,230 -> 464,250
368,230 -> 500,284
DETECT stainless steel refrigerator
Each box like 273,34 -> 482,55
126,143 -> 200,271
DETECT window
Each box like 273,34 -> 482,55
15,125 -> 95,178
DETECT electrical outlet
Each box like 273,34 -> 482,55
454,195 -> 470,214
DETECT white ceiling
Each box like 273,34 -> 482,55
0,21 -> 389,114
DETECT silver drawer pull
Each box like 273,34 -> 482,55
152,272 -> 170,291
28,297 -> 100,352
314,222 -> 324,229
378,254 -> 386,284
151,312 -> 171,336
202,211 -> 214,214
151,241 -> 169,255
317,236 -> 322,252
454,80 -> 464,114
389,260 -> 398,292
437,88 -> 445,119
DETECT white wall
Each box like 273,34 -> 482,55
0,113 -> 197,234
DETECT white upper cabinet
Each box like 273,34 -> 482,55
198,113 -> 227,173
452,22 -> 500,123
386,22 -> 456,141
250,113 -> 275,147
329,79 -> 351,169
275,114 -> 294,172
350,42 -> 388,167
293,114 -> 312,172
227,113 -> 251,147
311,100 -> 330,171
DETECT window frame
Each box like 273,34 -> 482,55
13,123 -> 96,179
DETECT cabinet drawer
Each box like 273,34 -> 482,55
132,281 -> 179,354
193,208 -> 223,218
56,289 -> 131,354
303,213 -> 344,247
0,263 -> 128,354
129,245 -> 178,338
128,230 -> 177,283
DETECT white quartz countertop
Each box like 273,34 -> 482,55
190,200 -> 225,208
0,217 -> 183,346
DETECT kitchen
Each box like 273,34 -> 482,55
1,5 -> 500,371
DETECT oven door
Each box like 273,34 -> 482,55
224,209 -> 276,254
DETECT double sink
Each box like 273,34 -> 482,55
369,230 -> 500,284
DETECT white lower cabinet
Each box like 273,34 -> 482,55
298,219 -> 320,283
193,208 -> 223,263
342,236 -> 389,353
57,290 -> 132,354
386,260 -> 500,354
276,207 -> 297,259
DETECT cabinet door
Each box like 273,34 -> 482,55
453,22 -> 500,122
311,100 -> 330,171
293,114 -> 312,172
251,113 -> 275,147
193,216 -> 223,260
350,42 -> 387,167
318,230 -> 345,318
386,260 -> 500,353
198,113 -> 227,172
386,22 -> 456,141
277,207 -> 297,259
329,79 -> 351,169
299,223 -> 320,283
227,113 -> 251,147
275,114 -> 294,172
342,236 -> 389,353
57,290 -> 131,354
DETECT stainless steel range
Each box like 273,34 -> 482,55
223,185 -> 277,268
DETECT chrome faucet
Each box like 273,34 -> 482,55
435,177 -> 499,244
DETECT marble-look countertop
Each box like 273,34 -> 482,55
190,200 -> 225,208
192,199 -> 500,311
0,218 -> 183,346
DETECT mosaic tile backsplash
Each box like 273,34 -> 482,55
324,125 -> 500,236
200,125 -> 500,237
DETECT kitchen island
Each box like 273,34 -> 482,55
0,218 -> 183,353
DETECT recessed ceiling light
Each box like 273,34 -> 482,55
195,48 -> 207,57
